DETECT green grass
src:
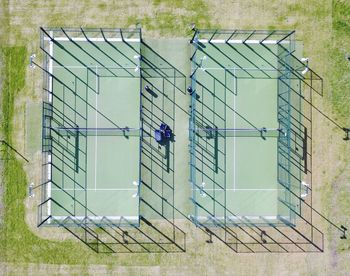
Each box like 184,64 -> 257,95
330,0 -> 350,122
1,47 -> 26,139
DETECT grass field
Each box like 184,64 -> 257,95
1,0 -> 350,274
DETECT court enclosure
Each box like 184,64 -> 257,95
40,29 -> 142,226
189,30 -> 306,227
36,28 -> 326,253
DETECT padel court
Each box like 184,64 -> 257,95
39,28 -> 306,230
42,29 -> 142,225
189,30 -> 304,226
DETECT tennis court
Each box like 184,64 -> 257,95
39,28 -> 305,230
190,30 -> 302,226
42,29 -> 142,226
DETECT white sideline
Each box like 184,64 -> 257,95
51,215 -> 139,220
51,188 -> 138,191
192,188 -> 285,191
94,66 -> 98,191
47,153 -> 52,217
195,215 -> 291,221
198,39 -> 290,44
48,31 -> 53,102
44,37 -> 140,42
233,68 -> 236,191
47,31 -> 53,218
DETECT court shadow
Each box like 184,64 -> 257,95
138,42 -> 188,252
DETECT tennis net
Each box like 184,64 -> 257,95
194,127 -> 285,138
52,127 -> 141,137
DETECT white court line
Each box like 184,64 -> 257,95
47,154 -> 52,217
193,188 -> 284,191
52,215 -> 139,220
52,65 -> 137,69
198,39 -> 289,44
94,65 -> 98,191
195,215 -> 284,220
51,65 -> 175,71
51,188 -> 138,191
48,31 -> 53,103
202,67 -> 280,71
47,31 -> 54,217
233,68 -> 236,192
45,37 -> 140,42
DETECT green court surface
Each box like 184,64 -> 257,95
192,41 -> 296,225
49,38 -> 141,224
42,30 -> 301,228
138,38 -> 189,220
